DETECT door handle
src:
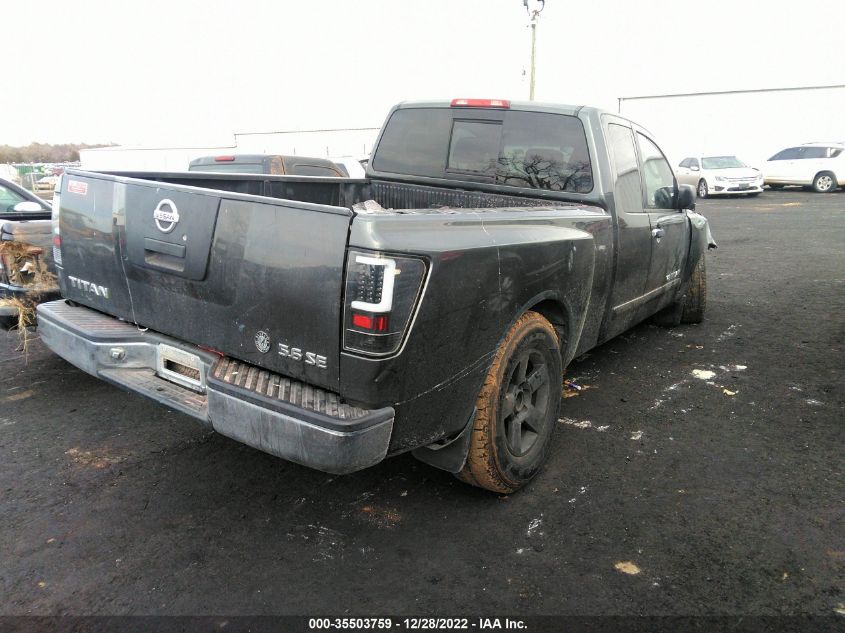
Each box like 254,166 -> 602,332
144,237 -> 186,258
651,228 -> 665,239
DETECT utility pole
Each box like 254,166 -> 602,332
524,0 -> 545,100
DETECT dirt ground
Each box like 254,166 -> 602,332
0,190 -> 842,618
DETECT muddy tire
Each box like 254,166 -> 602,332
680,255 -> 707,323
456,311 -> 561,494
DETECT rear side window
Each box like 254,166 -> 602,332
373,107 -> 593,193
801,147 -> 828,159
636,133 -> 677,210
606,123 -> 642,214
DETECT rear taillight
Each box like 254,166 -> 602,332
52,175 -> 62,266
214,156 -> 236,162
343,251 -> 427,356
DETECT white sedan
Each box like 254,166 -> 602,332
676,155 -> 764,198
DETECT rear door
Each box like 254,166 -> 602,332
800,146 -> 832,184
604,120 -> 654,334
636,132 -> 690,309
57,171 -> 352,389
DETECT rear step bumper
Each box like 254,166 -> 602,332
36,300 -> 394,474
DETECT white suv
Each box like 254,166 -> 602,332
764,143 -> 844,192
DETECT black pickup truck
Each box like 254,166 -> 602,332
38,99 -> 714,493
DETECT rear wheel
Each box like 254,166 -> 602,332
456,311 -> 561,494
812,172 -> 837,193
697,179 -> 709,198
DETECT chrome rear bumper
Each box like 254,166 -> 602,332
36,300 -> 394,474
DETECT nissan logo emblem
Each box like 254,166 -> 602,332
153,199 -> 180,233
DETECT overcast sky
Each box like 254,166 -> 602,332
5,0 -> 843,146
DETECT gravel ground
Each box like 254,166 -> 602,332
0,190 -> 842,618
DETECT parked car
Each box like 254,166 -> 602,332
764,143 -> 844,192
188,154 -> 347,177
34,175 -> 59,198
39,99 -> 714,493
0,177 -> 51,216
676,155 -> 764,198
36,175 -> 59,188
0,177 -> 59,327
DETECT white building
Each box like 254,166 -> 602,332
618,84 -> 845,169
80,127 -> 380,172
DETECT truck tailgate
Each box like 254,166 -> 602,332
55,171 -> 352,389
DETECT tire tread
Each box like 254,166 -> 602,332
456,311 -> 559,494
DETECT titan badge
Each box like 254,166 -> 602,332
67,275 -> 110,299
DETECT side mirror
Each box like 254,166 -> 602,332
678,184 -> 696,210
690,165 -> 700,172
12,201 -> 44,212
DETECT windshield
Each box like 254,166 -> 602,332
701,156 -> 746,169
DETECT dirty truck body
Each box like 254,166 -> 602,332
38,100 -> 711,492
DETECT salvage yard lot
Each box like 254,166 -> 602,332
1,190 -> 842,616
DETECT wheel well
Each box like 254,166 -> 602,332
528,299 -> 569,353
815,170 -> 837,180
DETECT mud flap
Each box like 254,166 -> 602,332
411,408 -> 476,473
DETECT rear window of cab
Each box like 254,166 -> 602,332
372,108 -> 593,193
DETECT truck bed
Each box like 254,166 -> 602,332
53,169 -> 602,395
108,171 -> 587,213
